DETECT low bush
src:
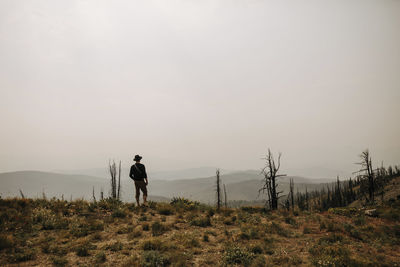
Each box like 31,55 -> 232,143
203,234 -> 209,242
128,229 -> 143,239
157,203 -> 174,215
141,250 -> 169,267
32,207 -> 68,230
151,221 -> 169,236
189,216 -> 211,227
303,226 -> 312,234
9,248 -> 36,263
266,222 -> 292,237
284,216 -> 297,227
353,216 -> 366,226
142,223 -> 150,231
51,256 -> 68,267
223,245 -> 255,266
94,251 -> 107,263
0,235 -> 13,250
170,197 -> 200,211
75,244 -> 90,257
106,241 -> 123,252
142,238 -> 169,251
112,208 -> 127,218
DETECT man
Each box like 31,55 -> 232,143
129,155 -> 148,206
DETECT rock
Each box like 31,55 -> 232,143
365,209 -> 377,217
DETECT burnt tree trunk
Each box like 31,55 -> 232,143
260,149 -> 286,210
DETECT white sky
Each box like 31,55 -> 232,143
0,0 -> 399,176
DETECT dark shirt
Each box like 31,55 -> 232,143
129,163 -> 147,181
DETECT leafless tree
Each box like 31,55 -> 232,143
92,186 -> 96,202
109,160 -> 122,200
289,178 -> 294,211
216,168 -> 221,211
355,149 -> 375,203
117,161 -> 122,200
259,149 -> 286,210
19,189 -> 25,199
223,184 -> 228,208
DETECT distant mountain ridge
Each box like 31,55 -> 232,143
56,166 -> 233,180
0,170 -> 335,203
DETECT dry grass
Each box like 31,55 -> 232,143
0,196 -> 399,266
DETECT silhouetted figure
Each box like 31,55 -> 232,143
129,155 -> 148,206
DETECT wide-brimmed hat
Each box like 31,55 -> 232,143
134,155 -> 142,161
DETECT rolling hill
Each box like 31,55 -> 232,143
0,170 -> 334,204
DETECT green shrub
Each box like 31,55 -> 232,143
284,216 -> 297,227
266,222 -> 292,237
326,221 -> 341,232
250,254 -> 266,267
142,223 -> 150,231
128,229 -> 143,239
319,221 -> 326,230
250,244 -> 263,254
151,221 -> 168,236
224,216 -> 236,225
157,203 -> 174,215
141,250 -> 168,267
328,207 -> 358,217
142,239 -> 168,251
318,233 -> 344,244
139,215 -> 148,221
303,226 -> 312,234
190,216 -> 211,227
69,219 -> 90,237
112,208 -> 127,218
106,241 -> 123,252
32,207 -> 68,230
75,245 -> 90,257
91,232 -> 102,241
223,245 -> 255,266
203,234 -> 209,242
122,255 -> 140,267
10,248 -> 36,262
309,243 -> 358,266
353,216 -> 366,226
170,197 -> 200,211
51,256 -> 68,267
95,251 -> 107,263
0,235 -> 13,250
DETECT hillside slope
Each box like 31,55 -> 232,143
0,197 -> 398,266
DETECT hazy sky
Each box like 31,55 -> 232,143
0,0 -> 399,177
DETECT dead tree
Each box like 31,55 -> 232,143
19,189 -> 25,199
259,149 -> 286,210
117,161 -> 122,200
216,169 -> 221,211
92,186 -> 96,202
355,149 -> 375,203
109,160 -> 122,200
223,184 -> 228,208
289,178 -> 294,211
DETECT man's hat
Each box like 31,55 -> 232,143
134,155 -> 142,161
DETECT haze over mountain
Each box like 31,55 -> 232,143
56,166 -> 234,181
0,169 -> 335,204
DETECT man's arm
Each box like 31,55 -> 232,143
129,166 -> 134,179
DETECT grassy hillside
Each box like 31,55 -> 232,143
0,195 -> 399,266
